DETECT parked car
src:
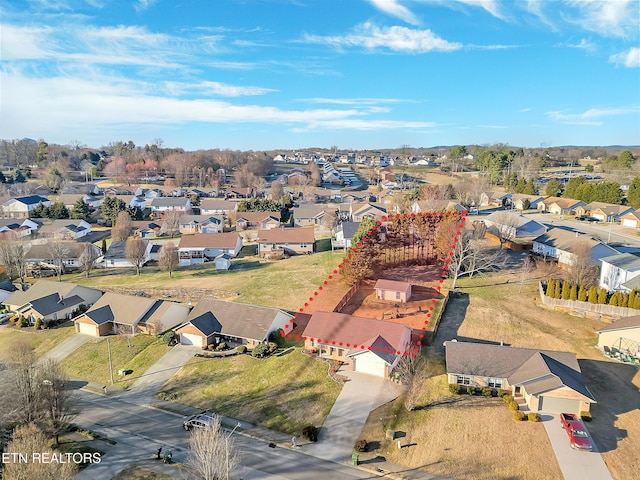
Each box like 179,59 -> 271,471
560,413 -> 593,451
575,215 -> 587,221
183,413 -> 217,430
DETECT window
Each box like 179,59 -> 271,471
395,291 -> 401,300
488,378 -> 503,388
456,375 -> 471,385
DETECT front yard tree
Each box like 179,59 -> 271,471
125,237 -> 147,275
487,211 -> 520,248
396,353 -> 429,411
158,242 -> 179,278
49,237 -> 70,281
545,178 -> 562,197
38,359 -> 77,445
188,416 -> 239,480
49,201 -> 70,219
1,343 -> 41,425
163,209 -> 181,238
79,244 -> 100,278
112,211 -> 133,241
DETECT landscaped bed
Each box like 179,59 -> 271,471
158,347 -> 342,435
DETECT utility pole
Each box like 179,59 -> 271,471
107,337 -> 114,385
608,216 -> 613,243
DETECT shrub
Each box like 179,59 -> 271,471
448,384 -> 462,395
33,318 -> 42,330
578,285 -> 587,302
267,342 -> 278,353
17,315 -> 28,328
10,315 -> 19,323
609,292 -> 619,306
481,386 -> 493,397
621,293 -> 629,308
466,385 -> 476,395
509,400 -> 519,411
268,329 -> 285,347
161,331 -> 175,345
354,439 -> 367,452
588,286 -> 598,304
554,281 -> 562,299
569,285 -> 577,301
513,411 -> 526,421
302,425 -> 319,442
496,388 -> 507,398
528,413 -> 541,422
545,279 -> 555,297
215,342 -> 227,351
598,288 -> 608,304
207,344 -> 215,351
580,411 -> 592,422
236,345 -> 247,354
503,394 -> 513,404
561,281 -> 570,300
252,343 -> 269,358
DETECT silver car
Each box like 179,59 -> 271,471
183,413 -> 217,430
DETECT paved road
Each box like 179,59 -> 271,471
541,414 -> 613,480
73,389 -> 375,480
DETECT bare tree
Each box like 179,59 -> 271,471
0,232 -> 29,284
395,354 -> 430,411
49,238 -> 70,281
567,239 -> 599,286
114,323 -> 135,347
163,210 -> 182,238
485,211 -> 521,248
125,238 -> 147,275
270,179 -> 284,202
3,423 -> 77,480
188,416 -> 239,480
79,244 -> 100,278
112,211 -> 133,241
519,255 -> 534,293
38,359 -> 77,445
158,242 -> 179,278
322,210 -> 338,233
1,343 -> 41,425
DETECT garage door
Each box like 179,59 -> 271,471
538,395 -> 581,414
592,213 -> 605,221
352,353 -> 386,377
623,218 -> 637,228
76,321 -> 97,336
180,332 -> 204,347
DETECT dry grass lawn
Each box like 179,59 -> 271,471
0,321 -> 76,362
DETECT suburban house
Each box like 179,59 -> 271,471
177,215 -> 224,234
351,203 -> 387,222
200,198 -> 238,216
445,341 -> 596,414
410,200 -> 465,214
38,219 -> 92,240
132,220 -> 161,239
225,187 -> 253,199
150,197 -> 191,214
596,315 -> 640,358
509,194 -> 544,210
177,233 -> 243,266
479,191 -> 512,207
1,195 -> 51,219
0,219 -> 33,238
292,205 -> 332,227
175,297 -> 293,348
0,280 -> 17,303
74,292 -> 191,336
483,212 -> 547,239
374,279 -> 412,303
332,221 -> 360,250
235,211 -> 281,230
599,253 -> 640,292
302,311 -> 412,378
588,203 -> 634,222
51,194 -> 102,211
301,187 -> 334,203
621,210 -> 640,229
537,197 -> 585,215
257,228 -> 315,257
532,228 -> 619,266
4,280 -> 103,325
25,242 -> 102,271
103,240 -> 153,268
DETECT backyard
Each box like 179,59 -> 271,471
158,348 -> 342,435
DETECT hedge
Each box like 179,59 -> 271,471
544,281 -> 640,311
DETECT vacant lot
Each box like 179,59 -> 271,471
0,321 -> 76,362
60,335 -> 171,389
360,270 -> 640,480
159,348 -> 342,435
66,250 -> 350,312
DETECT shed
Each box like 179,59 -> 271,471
374,279 -> 412,303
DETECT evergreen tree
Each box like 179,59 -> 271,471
578,285 -> 587,302
29,202 -> 49,218
515,177 -> 526,194
598,288 -> 608,304
101,238 -> 107,255
545,179 -> 562,197
634,294 -> 640,310
588,286 -> 598,304
561,280 -> 570,300
554,281 -> 562,299
621,293 -> 629,308
627,177 -> 640,209
546,278 -> 555,297
49,202 -> 69,219
522,179 -> 538,195
70,198 -> 90,220
609,292 -> 619,306
569,285 -> 577,301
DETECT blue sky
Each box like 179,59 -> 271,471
1,0 -> 639,151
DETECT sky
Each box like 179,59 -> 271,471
1,0 -> 639,152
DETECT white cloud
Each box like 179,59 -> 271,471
368,0 -> 419,25
565,38 -> 596,51
547,106 -> 639,125
161,81 -> 277,97
562,0 -> 639,39
609,48 -> 640,68
302,97 -> 410,105
454,0 -> 505,20
304,22 -> 462,53
134,0 -> 157,12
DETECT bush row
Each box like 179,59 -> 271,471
448,385 -> 509,397
544,278 -> 640,308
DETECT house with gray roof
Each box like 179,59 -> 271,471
74,291 -> 191,336
532,227 -> 619,266
175,298 -> 293,349
332,221 -> 360,249
25,242 -> 102,271
103,240 -> 153,268
292,205 -> 333,227
1,195 -> 51,219
599,252 -> 640,292
38,219 -> 92,240
621,210 -> 640,229
483,211 -> 547,239
445,341 -> 596,414
150,197 -> 191,213
4,279 -> 103,325
176,214 -> 223,234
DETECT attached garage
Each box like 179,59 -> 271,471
76,321 -> 98,336
351,351 -> 388,377
622,217 -> 639,228
538,395 -> 581,414
180,332 -> 205,348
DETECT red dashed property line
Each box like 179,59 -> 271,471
282,210 -> 469,357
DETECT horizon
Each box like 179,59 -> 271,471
1,0 -> 639,151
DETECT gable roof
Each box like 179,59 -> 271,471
302,311 -> 410,360
178,232 -> 241,249
5,279 -> 101,307
39,220 -> 90,235
185,297 -> 292,341
178,214 -> 223,226
200,198 -> 237,210
28,293 -> 84,316
14,195 -> 50,206
596,315 -> 640,333
293,205 -> 332,219
337,221 -> 360,239
542,196 -> 583,209
257,227 -> 315,244
600,252 -> 640,270
533,227 -> 617,254
81,292 -> 157,326
26,242 -> 94,260
150,197 -> 189,207
375,279 -> 411,291
445,341 -> 595,401
585,202 -> 633,215
235,211 -> 281,223
105,240 -> 149,260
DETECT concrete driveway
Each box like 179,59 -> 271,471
304,366 -> 403,463
115,344 -> 199,406
542,413 -> 613,480
38,332 -> 93,363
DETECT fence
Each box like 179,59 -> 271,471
424,289 -> 450,345
538,282 -> 638,321
333,281 -> 362,313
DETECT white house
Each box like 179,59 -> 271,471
150,197 -> 191,213
599,253 -> 640,292
1,195 -> 51,219
103,240 -> 153,268
177,233 -> 243,266
38,219 -> 92,240
483,212 -> 547,239
532,228 -> 619,266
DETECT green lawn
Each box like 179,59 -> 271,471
0,321 -> 76,362
60,335 -> 171,389
159,348 -> 342,435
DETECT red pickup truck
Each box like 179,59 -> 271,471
560,413 -> 594,451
